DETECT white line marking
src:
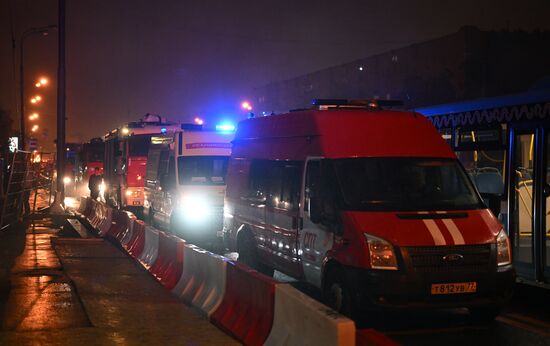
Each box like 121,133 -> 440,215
441,219 -> 465,245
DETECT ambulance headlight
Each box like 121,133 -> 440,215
496,229 -> 512,266
364,233 -> 398,270
177,194 -> 211,223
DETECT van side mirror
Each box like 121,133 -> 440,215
481,192 -> 501,217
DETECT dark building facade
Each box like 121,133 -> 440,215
252,26 -> 550,113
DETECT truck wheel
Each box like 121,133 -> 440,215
238,231 -> 274,277
469,306 -> 500,324
323,268 -> 356,318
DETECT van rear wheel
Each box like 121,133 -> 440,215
238,231 -> 274,277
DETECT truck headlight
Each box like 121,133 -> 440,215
496,229 -> 511,266
364,233 -> 398,270
178,194 -> 211,223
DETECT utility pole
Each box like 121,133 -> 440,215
53,0 -> 66,211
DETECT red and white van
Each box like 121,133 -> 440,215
223,100 -> 515,319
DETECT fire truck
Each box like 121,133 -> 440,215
80,137 -> 105,178
103,114 -> 180,214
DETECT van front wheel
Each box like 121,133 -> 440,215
323,268 -> 357,318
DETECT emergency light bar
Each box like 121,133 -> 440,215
216,124 -> 236,132
311,99 -> 403,110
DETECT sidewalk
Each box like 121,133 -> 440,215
0,216 -> 239,345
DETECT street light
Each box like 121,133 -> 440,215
19,25 -> 57,150
35,77 -> 49,88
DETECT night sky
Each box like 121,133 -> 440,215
1,0 -> 549,150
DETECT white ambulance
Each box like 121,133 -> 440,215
144,123 -> 234,249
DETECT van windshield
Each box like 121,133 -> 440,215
332,157 -> 483,211
178,156 -> 229,185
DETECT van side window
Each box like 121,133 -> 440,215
248,160 -> 268,202
266,161 -> 302,210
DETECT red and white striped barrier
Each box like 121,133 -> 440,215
137,226 -> 159,268
124,219 -> 146,258
97,205 -> 113,236
171,245 -> 228,317
120,213 -> 137,247
78,200 -> 358,346
77,196 -> 89,214
210,262 -> 276,346
265,284 -> 356,346
356,329 -> 398,346
149,232 -> 185,289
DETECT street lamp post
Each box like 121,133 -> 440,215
19,25 -> 56,150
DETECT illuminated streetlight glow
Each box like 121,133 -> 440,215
29,113 -> 39,120
35,82 -> 42,87
35,95 -> 42,101
30,98 -> 37,104
194,117 -> 204,125
39,78 -> 48,85
31,125 -> 39,132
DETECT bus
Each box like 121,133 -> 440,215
418,86 -> 550,288
103,114 -> 180,214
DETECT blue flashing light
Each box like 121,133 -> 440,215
216,123 -> 235,132
160,127 -> 167,134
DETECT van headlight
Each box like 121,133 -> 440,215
364,233 -> 398,270
496,229 -> 512,266
177,194 -> 211,223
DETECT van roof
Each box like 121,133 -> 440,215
233,109 -> 455,160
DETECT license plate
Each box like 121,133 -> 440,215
431,282 -> 477,295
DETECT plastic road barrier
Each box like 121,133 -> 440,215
171,245 -> 228,317
211,262 -> 276,346
97,205 -> 113,236
124,219 -> 146,258
264,284 -> 356,346
137,226 -> 159,268
119,213 -> 137,247
77,196 -> 89,214
356,329 -> 399,346
149,232 -> 185,289
106,209 -> 126,240
86,199 -> 100,228
82,198 -> 94,218
109,210 -> 133,245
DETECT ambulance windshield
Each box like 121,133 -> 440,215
178,156 -> 229,185
333,157 -> 484,211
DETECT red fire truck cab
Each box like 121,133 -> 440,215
223,100 -> 515,320
104,114 -> 180,214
